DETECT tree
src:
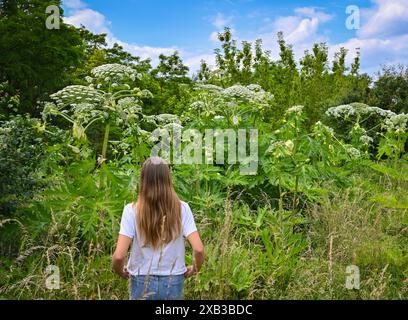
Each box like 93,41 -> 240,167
369,65 -> 408,114
197,60 -> 212,82
71,28 -> 152,82
152,51 -> 189,81
0,0 -> 85,115
145,51 -> 191,114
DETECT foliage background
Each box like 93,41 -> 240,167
0,0 -> 407,300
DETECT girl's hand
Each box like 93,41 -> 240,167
184,266 -> 196,278
120,268 -> 130,279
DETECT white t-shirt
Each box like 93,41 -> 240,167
119,201 -> 197,276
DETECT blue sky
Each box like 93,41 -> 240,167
63,0 -> 408,75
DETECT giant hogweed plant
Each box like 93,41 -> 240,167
185,83 -> 273,128
25,158 -> 139,248
327,103 -> 408,210
42,63 -> 153,162
263,105 -> 365,208
326,102 -> 408,161
172,84 -> 274,209
34,64 -> 154,246
377,113 -> 408,161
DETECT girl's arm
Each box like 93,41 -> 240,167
185,231 -> 204,277
112,235 -> 132,279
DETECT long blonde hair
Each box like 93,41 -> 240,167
136,157 -> 181,249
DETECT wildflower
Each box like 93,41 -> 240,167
314,121 -> 335,137
42,102 -> 59,120
326,104 -> 357,118
50,85 -> 104,107
360,135 -> 374,145
190,101 -> 205,110
196,83 -> 273,105
286,105 -> 304,115
214,115 -> 225,121
91,64 -> 139,83
195,84 -> 223,92
222,84 -> 272,103
223,85 -> 254,100
345,145 -> 361,159
246,84 -> 263,92
139,89 -> 153,99
326,103 -> 398,122
384,113 -> 408,132
267,140 -> 294,158
72,103 -> 102,123
232,115 -> 240,125
117,97 -> 142,111
144,115 -> 157,125
156,114 -> 181,125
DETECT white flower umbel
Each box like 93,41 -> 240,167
384,113 -> 408,133
190,101 -> 205,110
360,135 -> 374,145
117,97 -> 142,113
196,83 -> 273,105
345,145 -> 361,159
222,84 -> 273,104
313,121 -> 335,137
72,103 -> 104,123
267,140 -> 294,158
116,97 -> 143,124
286,105 -> 304,116
155,114 -> 181,125
326,104 -> 356,118
195,84 -> 223,92
326,103 -> 397,121
214,115 -> 225,121
50,85 -> 104,107
91,64 -> 139,82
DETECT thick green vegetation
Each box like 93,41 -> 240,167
0,0 -> 407,300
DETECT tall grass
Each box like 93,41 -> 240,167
1,177 -> 407,300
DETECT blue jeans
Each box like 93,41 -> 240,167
130,274 -> 184,300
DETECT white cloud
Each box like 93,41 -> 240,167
64,1 -> 408,76
248,7 -> 332,62
332,34 -> 408,74
63,1 -> 209,73
209,13 -> 234,42
63,1 -> 176,67
65,9 -> 112,35
294,7 -> 334,23
330,0 -> 408,73
275,16 -> 321,45
116,40 -> 178,64
358,0 -> 408,39
209,31 -> 219,42
212,13 -> 232,29
270,7 -> 332,46
247,3 -> 408,74
184,53 -> 216,75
